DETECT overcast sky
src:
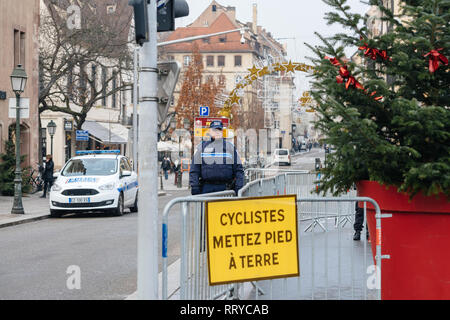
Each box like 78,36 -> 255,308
177,0 -> 370,91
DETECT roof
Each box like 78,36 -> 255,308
162,13 -> 253,53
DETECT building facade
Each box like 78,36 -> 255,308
39,0 -> 134,170
0,0 -> 40,169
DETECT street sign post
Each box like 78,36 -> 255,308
76,130 -> 89,141
8,98 -> 29,119
205,195 -> 299,285
199,106 -> 210,117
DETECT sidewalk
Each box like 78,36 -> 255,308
158,171 -> 190,192
0,192 -> 51,228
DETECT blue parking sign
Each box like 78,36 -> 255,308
199,106 -> 210,116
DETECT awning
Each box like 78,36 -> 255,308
158,141 -> 180,152
82,121 -> 129,144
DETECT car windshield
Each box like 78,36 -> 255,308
61,158 -> 117,177
276,150 -> 288,155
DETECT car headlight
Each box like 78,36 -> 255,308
52,183 -> 62,192
99,182 -> 116,191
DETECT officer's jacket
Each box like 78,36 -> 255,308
189,139 -> 244,192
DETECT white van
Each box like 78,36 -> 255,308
273,149 -> 291,166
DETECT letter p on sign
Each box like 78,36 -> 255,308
200,106 -> 210,116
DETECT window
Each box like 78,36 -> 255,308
275,149 -> 288,155
79,63 -> 87,92
112,73 -> 117,108
218,56 -> 225,67
183,55 -> 191,66
218,75 -> 226,85
62,158 -> 118,176
168,55 -> 175,61
101,67 -> 107,106
202,38 -> 210,44
120,158 -> 131,174
206,55 -> 214,67
234,55 -> 242,67
67,70 -> 73,100
212,4 -> 217,12
91,64 -> 97,91
219,37 -> 226,43
14,29 -> 25,67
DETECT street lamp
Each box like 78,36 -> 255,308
10,64 -> 28,215
183,118 -> 190,130
169,117 -> 177,130
47,120 -> 57,155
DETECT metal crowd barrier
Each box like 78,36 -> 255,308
162,190 -> 236,300
161,172 -> 386,300
244,168 -> 309,184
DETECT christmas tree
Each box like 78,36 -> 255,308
0,139 -> 32,196
308,0 -> 449,197
0,140 -> 18,196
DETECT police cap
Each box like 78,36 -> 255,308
209,121 -> 223,130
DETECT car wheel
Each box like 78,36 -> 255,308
50,209 -> 62,218
130,192 -> 138,213
112,193 -> 124,216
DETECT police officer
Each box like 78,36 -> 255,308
189,120 -> 244,195
353,202 -> 369,241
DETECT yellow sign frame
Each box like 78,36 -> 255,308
205,195 -> 299,286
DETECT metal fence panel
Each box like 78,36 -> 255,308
162,172 -> 385,300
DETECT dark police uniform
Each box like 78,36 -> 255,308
189,121 -> 244,195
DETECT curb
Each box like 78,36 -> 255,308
0,192 -> 169,229
0,214 -> 51,229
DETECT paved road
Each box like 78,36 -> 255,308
291,148 -> 325,171
261,147 -> 325,173
0,189 -> 190,300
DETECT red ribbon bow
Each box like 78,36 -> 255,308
324,56 -> 342,66
359,38 -> 391,61
424,48 -> 449,73
359,43 -> 379,60
325,56 -> 382,101
345,76 -> 364,90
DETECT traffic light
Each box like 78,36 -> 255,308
129,0 -> 189,45
129,0 -> 149,46
157,0 -> 189,32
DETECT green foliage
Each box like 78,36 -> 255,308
0,140 -> 32,196
308,0 -> 450,198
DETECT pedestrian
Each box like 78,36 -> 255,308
161,156 -> 171,180
173,160 -> 181,185
189,121 -> 244,195
40,154 -> 54,198
353,201 -> 369,241
308,141 -> 313,152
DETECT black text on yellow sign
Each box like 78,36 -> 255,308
205,195 -> 299,285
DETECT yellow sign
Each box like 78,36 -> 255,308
194,128 -> 231,138
205,195 -> 299,285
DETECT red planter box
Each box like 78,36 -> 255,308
356,180 -> 450,300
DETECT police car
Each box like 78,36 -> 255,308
49,150 -> 138,217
